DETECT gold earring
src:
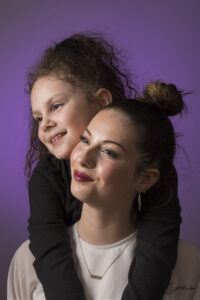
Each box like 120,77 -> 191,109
138,192 -> 142,212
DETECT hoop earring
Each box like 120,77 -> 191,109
138,192 -> 142,212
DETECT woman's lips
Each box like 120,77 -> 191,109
74,170 -> 93,182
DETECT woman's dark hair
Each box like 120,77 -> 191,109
25,33 -> 136,180
103,81 -> 186,216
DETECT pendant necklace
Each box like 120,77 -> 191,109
77,224 -> 133,280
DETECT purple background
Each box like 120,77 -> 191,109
1,0 -> 200,298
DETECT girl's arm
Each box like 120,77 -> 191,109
122,166 -> 181,299
29,155 -> 180,299
28,154 -> 85,300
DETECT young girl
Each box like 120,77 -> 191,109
25,34 -> 181,299
8,82 -> 200,300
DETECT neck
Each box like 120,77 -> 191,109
78,203 -> 136,246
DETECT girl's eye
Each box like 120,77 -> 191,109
80,135 -> 89,144
36,116 -> 43,123
52,103 -> 63,111
102,149 -> 117,158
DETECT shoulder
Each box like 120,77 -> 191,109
10,240 -> 35,269
164,240 -> 200,299
8,241 -> 36,284
29,154 -> 69,189
31,154 -> 63,178
177,240 -> 199,265
7,241 -> 45,300
175,240 -> 200,279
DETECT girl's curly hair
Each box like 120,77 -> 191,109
25,33 -> 137,180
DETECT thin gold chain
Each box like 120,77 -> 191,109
77,225 -> 133,280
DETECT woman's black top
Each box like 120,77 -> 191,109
28,154 -> 181,300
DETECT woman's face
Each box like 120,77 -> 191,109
31,76 -> 98,159
70,109 -> 141,210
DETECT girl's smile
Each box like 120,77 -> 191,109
49,131 -> 67,146
31,76 -> 98,159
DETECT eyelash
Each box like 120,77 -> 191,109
34,103 -> 63,123
36,116 -> 43,123
102,149 -> 117,158
52,103 -> 63,111
80,135 -> 117,158
80,135 -> 89,144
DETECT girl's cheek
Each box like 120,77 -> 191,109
38,128 -> 43,142
62,107 -> 75,125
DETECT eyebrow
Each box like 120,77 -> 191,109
32,111 -> 41,116
85,128 -> 126,152
32,93 -> 67,115
85,128 -> 92,136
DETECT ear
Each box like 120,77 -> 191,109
137,168 -> 160,193
95,88 -> 112,109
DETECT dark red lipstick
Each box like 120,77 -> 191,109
74,170 -> 93,182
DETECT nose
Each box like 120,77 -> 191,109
40,116 -> 56,132
79,147 -> 97,169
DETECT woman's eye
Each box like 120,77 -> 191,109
103,149 -> 117,158
80,135 -> 89,144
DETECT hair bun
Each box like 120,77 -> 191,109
141,81 -> 185,116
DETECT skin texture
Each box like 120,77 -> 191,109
31,76 -> 99,159
70,109 -> 159,246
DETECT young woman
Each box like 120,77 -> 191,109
8,82 -> 200,300
25,34 -> 181,299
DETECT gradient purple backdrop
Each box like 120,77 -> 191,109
1,0 -> 200,299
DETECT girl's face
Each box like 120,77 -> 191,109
70,109 -> 142,211
31,76 -> 98,159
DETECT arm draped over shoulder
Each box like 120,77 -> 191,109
28,155 -> 181,300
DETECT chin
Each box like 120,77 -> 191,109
71,185 -> 100,207
52,142 -> 77,160
71,184 -> 90,202
52,149 -> 71,160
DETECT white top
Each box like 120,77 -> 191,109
7,223 -> 200,300
69,223 -> 137,300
